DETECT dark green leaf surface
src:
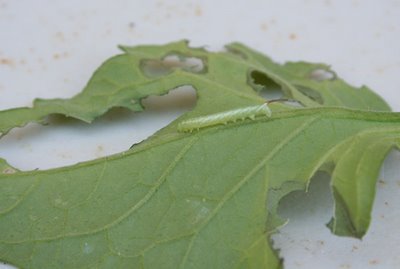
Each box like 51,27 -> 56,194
0,41 -> 397,269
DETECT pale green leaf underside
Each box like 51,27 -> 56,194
1,109 -> 400,269
0,41 -> 397,269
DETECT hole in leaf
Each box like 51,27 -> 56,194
276,99 -> 304,108
309,69 -> 336,81
276,173 -> 333,223
272,173 -> 335,263
141,54 -> 205,78
250,70 -> 284,101
141,85 -> 196,112
295,85 -> 324,104
0,87 -> 196,171
0,262 -> 15,269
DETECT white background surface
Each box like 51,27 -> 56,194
0,0 -> 400,268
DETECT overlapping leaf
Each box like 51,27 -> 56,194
0,40 -> 389,136
0,41 -> 398,269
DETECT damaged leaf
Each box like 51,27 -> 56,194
0,41 -> 398,269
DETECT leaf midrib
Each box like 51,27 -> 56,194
177,117 -> 318,269
2,107 -> 400,180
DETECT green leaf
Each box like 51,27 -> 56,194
0,40 -> 389,136
0,41 -> 398,269
225,43 -> 390,111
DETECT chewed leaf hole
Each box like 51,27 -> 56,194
250,70 -> 284,101
141,85 -> 197,112
0,87 -> 196,171
278,99 -> 304,108
296,85 -> 324,104
141,54 -> 205,77
309,69 -> 336,81
272,173 -> 334,255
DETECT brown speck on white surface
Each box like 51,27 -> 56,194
54,31 -> 65,42
95,145 -> 104,157
53,52 -> 69,60
194,5 -> 203,16
260,22 -> 268,31
0,58 -> 15,67
369,259 -> 379,265
376,67 -> 384,74
351,245 -> 359,252
289,33 -> 297,40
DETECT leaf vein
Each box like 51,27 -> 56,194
178,117 -> 318,268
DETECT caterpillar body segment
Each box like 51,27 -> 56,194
177,103 -> 272,133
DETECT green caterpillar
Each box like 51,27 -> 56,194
177,103 -> 272,133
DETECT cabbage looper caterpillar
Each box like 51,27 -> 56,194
177,99 -> 295,133
177,100 -> 279,133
